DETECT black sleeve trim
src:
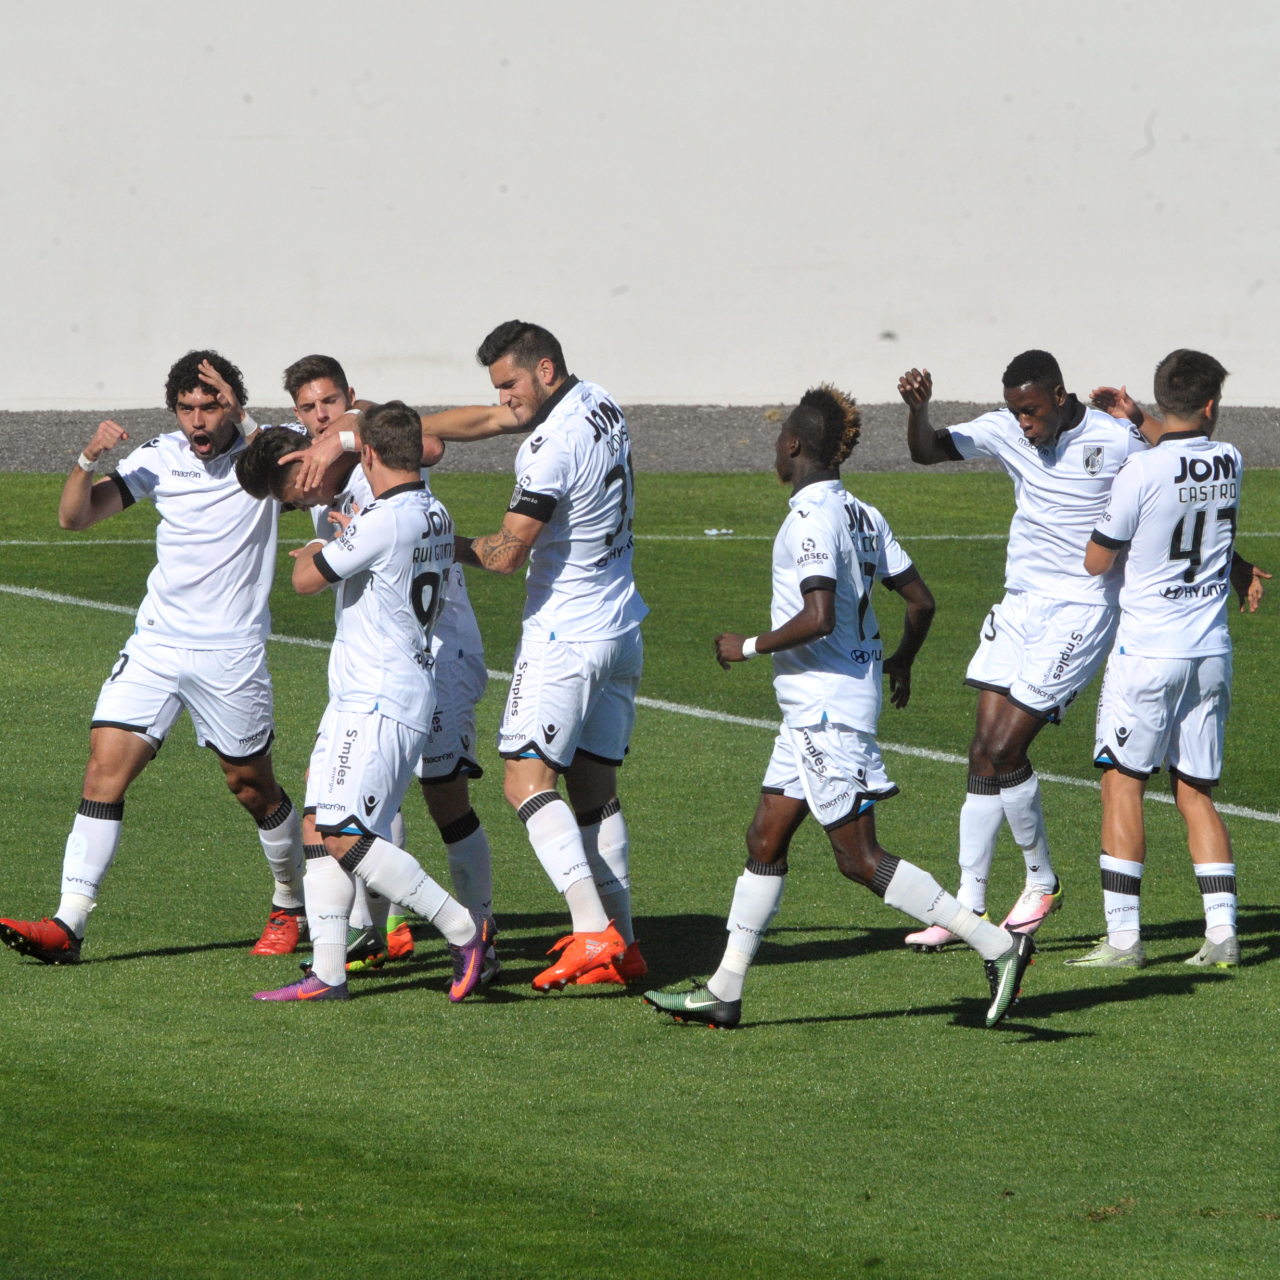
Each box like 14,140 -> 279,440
938,430 -> 964,462
799,575 -> 837,595
1090,530 -> 1129,551
510,490 -> 557,522
880,565 -> 921,592
313,550 -> 342,583
107,473 -> 136,510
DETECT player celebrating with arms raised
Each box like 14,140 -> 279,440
898,351 -> 1152,949
0,351 -> 307,964
1069,351 -> 1246,969
455,321 -> 649,991
644,386 -> 1035,1029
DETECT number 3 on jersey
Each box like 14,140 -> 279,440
602,453 -> 636,547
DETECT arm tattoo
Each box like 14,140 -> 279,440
463,526 -> 532,575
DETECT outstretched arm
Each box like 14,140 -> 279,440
882,575 -> 936,709
714,589 -> 835,669
1231,551 -> 1270,613
455,511 -> 545,575
421,404 -> 521,441
899,368 -> 954,465
1089,385 -> 1163,445
59,420 -> 130,530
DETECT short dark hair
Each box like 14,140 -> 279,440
786,384 -> 862,470
362,400 -> 423,472
165,349 -> 247,413
1153,348 -> 1229,419
235,427 -> 301,501
1002,349 -> 1063,391
476,320 -> 567,380
284,354 -> 350,402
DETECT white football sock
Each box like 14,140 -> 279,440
1101,852 -> 1143,947
58,800 -> 125,936
390,808 -> 407,849
707,862 -> 786,1003
346,837 -> 476,947
877,855 -> 1012,961
958,779 -> 1004,912
998,767 -> 1056,890
579,800 -> 633,944
305,854 -> 355,986
256,792 -> 305,911
350,878 -> 373,930
518,792 -> 608,932
1195,862 -> 1237,944
440,809 -> 493,918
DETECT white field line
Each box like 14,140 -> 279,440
2,580 -> 1276,825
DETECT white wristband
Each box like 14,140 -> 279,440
741,635 -> 759,659
237,411 -> 258,440
339,430 -> 358,453
77,451 -> 96,473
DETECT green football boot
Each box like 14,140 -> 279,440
642,982 -> 741,1029
1185,936 -> 1240,967
984,930 -> 1036,1027
1065,937 -> 1145,969
344,925 -> 388,973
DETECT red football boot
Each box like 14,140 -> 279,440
532,923 -> 626,992
575,939 -> 648,986
0,917 -> 82,965
251,909 -> 304,955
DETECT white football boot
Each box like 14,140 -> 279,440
1000,878 -> 1063,936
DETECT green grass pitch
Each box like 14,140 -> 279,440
1,468 -> 1278,1279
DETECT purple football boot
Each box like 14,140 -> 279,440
254,973 -> 350,1002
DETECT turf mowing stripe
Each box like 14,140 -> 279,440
4,581 -> 1276,825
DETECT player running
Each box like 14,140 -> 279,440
451,320 -> 649,992
642,386 -> 1035,1029
254,402 -> 492,1002
1067,351 -> 1245,969
0,351 -> 308,965
279,355 -> 497,979
897,351 -> 1153,951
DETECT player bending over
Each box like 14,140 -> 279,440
254,402 -> 492,1002
0,352 -> 308,965
454,320 -> 649,992
1068,351 -> 1246,969
643,387 -> 1035,1029
897,351 -> 1155,951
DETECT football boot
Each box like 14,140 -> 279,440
254,973 -> 349,1002
1000,878 -> 1063,936
643,982 -> 740,1029
575,939 -> 648,986
532,922 -> 626,992
0,916 -> 82,965
251,908 -> 306,956
984,930 -> 1036,1027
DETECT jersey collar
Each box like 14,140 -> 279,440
375,480 -> 426,500
1051,393 -> 1086,444
789,468 -> 841,502
526,375 -> 580,431
1157,428 -> 1211,443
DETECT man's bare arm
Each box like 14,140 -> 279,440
1089,385 -> 1164,445
455,511 -> 544,575
898,368 -> 955,466
714,590 -> 836,669
882,574 -> 936,709
421,404 -> 521,441
59,420 -> 130,530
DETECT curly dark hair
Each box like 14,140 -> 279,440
165,349 -> 247,413
475,320 -> 567,380
787,384 -> 862,470
234,427 -> 301,501
1002,349 -> 1062,392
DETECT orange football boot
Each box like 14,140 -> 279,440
386,920 -> 415,961
532,922 -> 626,991
251,908 -> 304,955
0,916 -> 82,965
574,939 -> 647,986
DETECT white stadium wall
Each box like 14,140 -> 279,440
2,0 -> 1278,409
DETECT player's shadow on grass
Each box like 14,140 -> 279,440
88,938 -> 258,964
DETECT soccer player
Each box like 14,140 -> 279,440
897,351 -> 1153,950
254,402 -> 492,1002
454,320 -> 649,991
1068,351 -> 1245,968
0,352 -> 308,964
642,386 -> 1035,1029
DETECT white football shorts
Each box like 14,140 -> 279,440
414,652 -> 487,784
762,723 -> 898,831
91,633 -> 274,761
498,628 -> 643,770
966,590 -> 1118,723
1094,650 -> 1232,787
306,705 -> 427,840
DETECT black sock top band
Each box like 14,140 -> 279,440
867,853 -> 901,899
745,857 -> 788,877
438,808 -> 481,845
304,843 -> 329,861
967,773 -> 1000,796
1101,868 -> 1142,897
576,797 -> 621,828
517,791 -> 561,825
338,835 -> 376,874
994,763 -> 1034,789
256,791 -> 294,831
1195,873 -> 1236,896
78,798 -> 124,822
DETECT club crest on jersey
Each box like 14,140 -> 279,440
1084,446 -> 1103,476
801,537 -> 816,552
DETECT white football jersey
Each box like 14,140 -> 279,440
769,477 -> 916,734
945,399 -> 1148,605
112,431 -> 280,648
311,462 -> 483,662
508,377 -> 649,641
313,482 -> 454,731
1093,431 -> 1242,659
